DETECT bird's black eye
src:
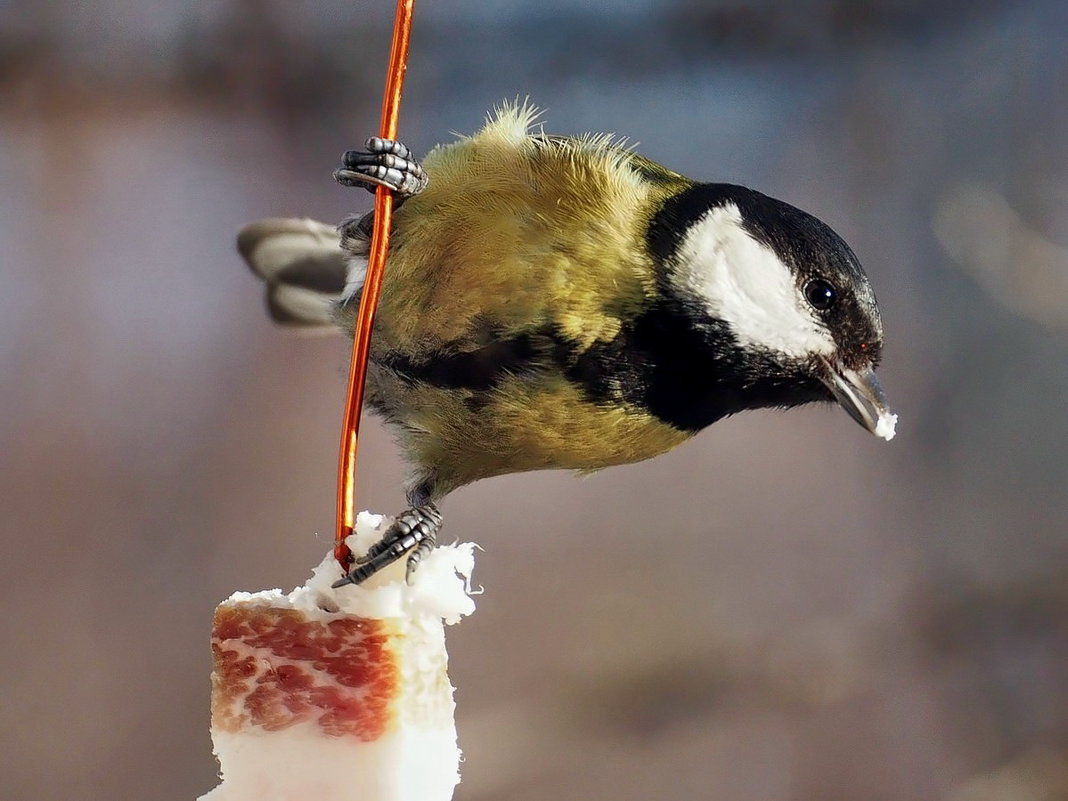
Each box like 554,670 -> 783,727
804,278 -> 837,311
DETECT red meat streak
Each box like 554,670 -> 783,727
211,605 -> 398,740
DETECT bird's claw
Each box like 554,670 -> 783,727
333,137 -> 428,197
331,504 -> 442,588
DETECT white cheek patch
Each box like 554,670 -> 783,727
674,204 -> 835,359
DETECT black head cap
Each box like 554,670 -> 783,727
647,183 -> 883,370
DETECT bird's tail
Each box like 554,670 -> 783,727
236,217 -> 352,331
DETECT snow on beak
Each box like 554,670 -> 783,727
818,358 -> 897,441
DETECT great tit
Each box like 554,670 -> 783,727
237,102 -> 896,586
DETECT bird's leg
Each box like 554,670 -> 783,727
331,501 -> 442,588
333,137 -> 428,197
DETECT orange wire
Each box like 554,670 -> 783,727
334,0 -> 416,571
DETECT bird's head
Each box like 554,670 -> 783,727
648,183 -> 896,440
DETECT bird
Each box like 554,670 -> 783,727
237,102 -> 896,587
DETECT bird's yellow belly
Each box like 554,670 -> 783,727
373,373 -> 690,493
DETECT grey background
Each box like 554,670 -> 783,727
2,1 -> 1067,799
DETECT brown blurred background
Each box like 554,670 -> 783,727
2,1 -> 1067,799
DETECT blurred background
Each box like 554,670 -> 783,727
3,1 -> 1067,799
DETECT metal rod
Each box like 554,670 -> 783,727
334,0 -> 416,571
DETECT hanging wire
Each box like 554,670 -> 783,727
334,0 -> 417,572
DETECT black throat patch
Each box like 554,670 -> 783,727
566,298 -> 830,431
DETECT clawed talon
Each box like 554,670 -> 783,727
331,504 -> 442,588
333,137 -> 428,197
405,536 -> 437,584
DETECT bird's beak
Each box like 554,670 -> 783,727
818,359 -> 898,441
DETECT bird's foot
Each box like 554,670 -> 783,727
333,137 -> 428,197
331,504 -> 443,588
